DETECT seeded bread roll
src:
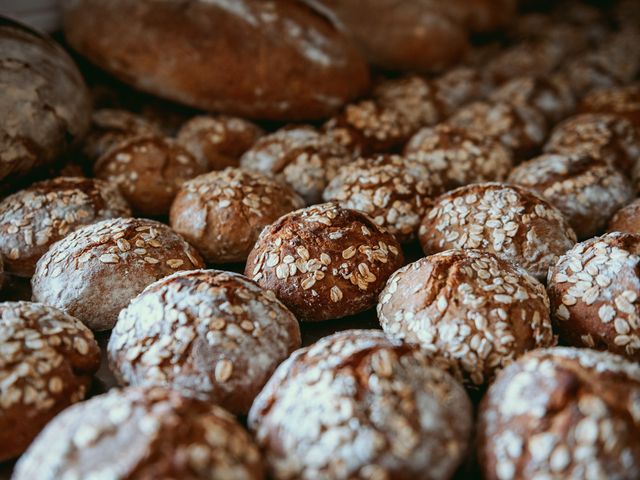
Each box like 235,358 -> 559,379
579,84 -> 640,131
323,100 -> 418,157
0,301 -> 100,461
170,168 -> 304,264
547,232 -> 640,361
478,347 -> 640,480
0,17 -> 91,183
31,218 -> 204,331
404,124 -> 513,190
544,114 -> 640,188
62,0 -> 370,121
323,155 -> 444,243
0,255 -> 3,291
94,135 -> 208,217
489,75 -> 576,124
109,269 -> 300,415
239,126 -> 351,205
447,101 -> 548,160
13,386 -> 265,480
432,66 -> 492,117
608,199 -> 640,235
0,177 -> 131,278
248,329 -> 472,480
177,115 -> 264,171
245,203 -> 404,322
419,183 -> 577,281
82,109 -> 161,162
508,154 -> 635,240
378,250 -> 555,388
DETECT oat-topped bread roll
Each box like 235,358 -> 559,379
109,269 -> 301,415
608,199 -> 640,234
323,154 -> 444,243
171,168 -> 304,264
478,347 -> 640,480
432,66 -> 493,116
419,183 -> 577,281
32,217 -> 204,331
249,329 -> 472,480
13,386 -> 265,480
62,0 -> 369,121
82,109 -> 161,163
547,232 -> 640,361
0,301 -> 100,461
0,17 -> 91,183
378,250 -> 556,388
508,154 -> 634,240
94,135 -> 208,217
404,124 -> 513,190
240,126 -> 351,205
177,115 -> 264,171
579,84 -> 640,131
544,114 -> 640,184
246,203 -> 404,322
0,177 -> 131,278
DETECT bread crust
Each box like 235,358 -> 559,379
608,199 -> 640,235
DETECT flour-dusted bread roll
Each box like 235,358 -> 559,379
62,0 -> 370,121
0,17 -> 91,183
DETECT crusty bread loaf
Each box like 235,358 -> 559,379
62,0 -> 370,121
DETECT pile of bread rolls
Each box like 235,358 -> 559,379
1,0 -> 640,479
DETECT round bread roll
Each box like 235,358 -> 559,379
508,154 -> 635,240
82,109 -> 161,162
447,101 -> 548,160
0,301 -> 100,461
109,269 -> 300,415
322,155 -> 444,243
419,183 -> 577,281
489,75 -> 576,123
378,250 -> 556,387
323,100 -> 417,157
608,199 -> 640,234
432,66 -> 492,117
31,217 -> 204,331
13,386 -> 265,480
404,124 -> 513,190
62,0 -> 370,121
0,17 -> 91,183
0,177 -> 132,278
478,347 -> 640,480
0,254 -> 3,291
248,329 -> 473,480
544,114 -> 640,186
240,126 -> 351,205
177,115 -> 264,171
94,135 -> 208,217
579,84 -> 640,131
170,168 -> 304,264
245,203 -> 404,322
547,232 -> 640,361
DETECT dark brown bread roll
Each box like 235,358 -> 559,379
31,217 -> 204,331
547,232 -> 640,361
404,124 -> 513,190
62,0 -> 370,121
432,66 -> 493,117
170,168 -> 304,264
245,203 -> 404,322
608,199 -> 640,235
322,154 -> 444,243
13,387 -> 265,480
378,250 -> 556,388
94,135 -> 208,217
478,347 -> 640,480
177,115 -> 264,171
0,177 -> 132,277
0,17 -> 91,183
240,126 -> 351,205
508,154 -> 635,240
248,329 -> 473,480
109,269 -> 301,415
0,301 -> 100,462
579,84 -> 640,132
